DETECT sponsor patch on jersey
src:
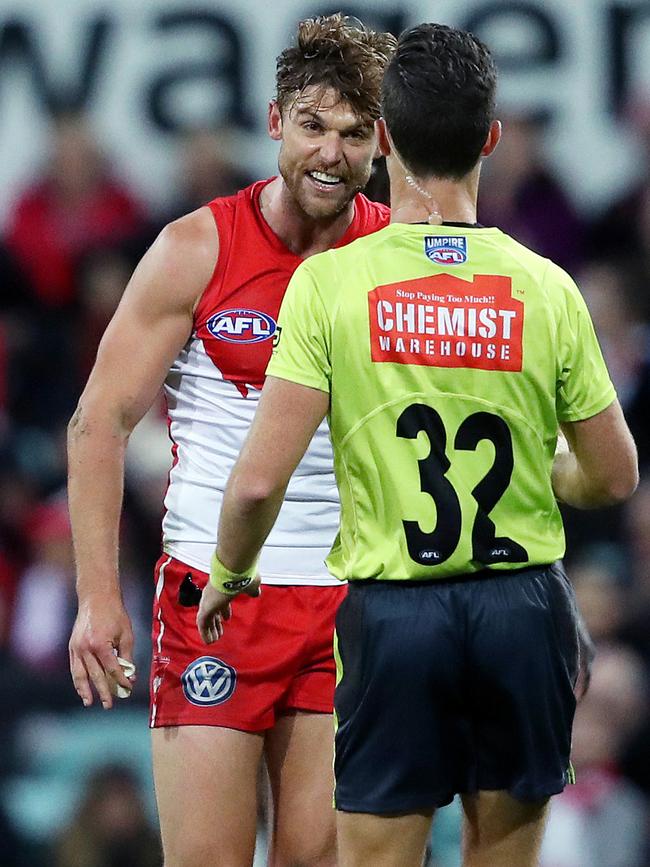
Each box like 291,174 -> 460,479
181,656 -> 236,707
207,308 -> 277,344
424,236 -> 467,266
368,273 -> 524,372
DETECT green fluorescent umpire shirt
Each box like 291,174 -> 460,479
266,223 -> 616,581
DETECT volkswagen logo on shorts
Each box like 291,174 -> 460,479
181,656 -> 236,706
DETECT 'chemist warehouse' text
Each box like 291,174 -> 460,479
368,274 -> 523,372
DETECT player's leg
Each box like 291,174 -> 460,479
337,810 -> 433,867
460,790 -> 549,867
148,557 -> 283,866
152,725 -> 264,867
262,586 -> 346,867
264,710 -> 337,867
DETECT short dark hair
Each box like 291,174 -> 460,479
381,24 -> 497,179
276,14 -> 396,123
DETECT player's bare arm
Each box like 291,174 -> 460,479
196,376 -> 328,644
552,398 -> 638,508
68,207 -> 218,709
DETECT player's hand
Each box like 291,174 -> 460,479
69,593 -> 136,710
197,576 -> 261,644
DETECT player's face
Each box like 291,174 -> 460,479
270,86 -> 377,221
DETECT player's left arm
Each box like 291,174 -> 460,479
197,375 -> 329,643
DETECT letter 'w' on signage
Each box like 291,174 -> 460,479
368,274 -> 524,372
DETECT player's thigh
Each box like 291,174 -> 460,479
461,790 -> 549,867
265,711 -> 336,867
337,810 -> 433,867
152,725 -> 264,867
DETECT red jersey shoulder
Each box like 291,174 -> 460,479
195,180 -> 292,327
351,194 -> 390,239
191,185 -> 389,398
205,180 -> 263,228
194,180 -> 297,397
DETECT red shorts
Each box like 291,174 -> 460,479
149,554 -> 346,730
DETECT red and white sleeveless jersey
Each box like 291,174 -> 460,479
161,179 -> 390,584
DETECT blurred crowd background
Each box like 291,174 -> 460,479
1,3 -> 650,866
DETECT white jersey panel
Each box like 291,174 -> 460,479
161,336 -> 340,585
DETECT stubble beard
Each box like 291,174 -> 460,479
278,156 -> 366,223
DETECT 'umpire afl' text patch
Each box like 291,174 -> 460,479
424,236 -> 467,265
181,656 -> 236,707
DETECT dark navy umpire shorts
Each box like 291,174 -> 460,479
333,562 -> 579,814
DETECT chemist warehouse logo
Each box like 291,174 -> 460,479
207,308 -> 277,344
368,274 -> 524,372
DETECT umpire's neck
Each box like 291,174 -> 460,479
376,118 -> 501,226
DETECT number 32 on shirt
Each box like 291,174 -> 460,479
397,403 -> 529,567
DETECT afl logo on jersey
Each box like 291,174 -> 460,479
207,308 -> 277,344
181,656 -> 236,706
424,236 -> 467,265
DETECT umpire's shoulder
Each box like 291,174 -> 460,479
496,231 -> 580,304
294,224 -> 394,301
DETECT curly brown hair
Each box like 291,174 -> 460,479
276,14 -> 396,122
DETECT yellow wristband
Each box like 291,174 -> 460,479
209,551 -> 258,596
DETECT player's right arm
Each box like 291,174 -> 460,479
552,399 -> 638,508
68,207 -> 218,709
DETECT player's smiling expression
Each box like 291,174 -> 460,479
270,85 -> 377,220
